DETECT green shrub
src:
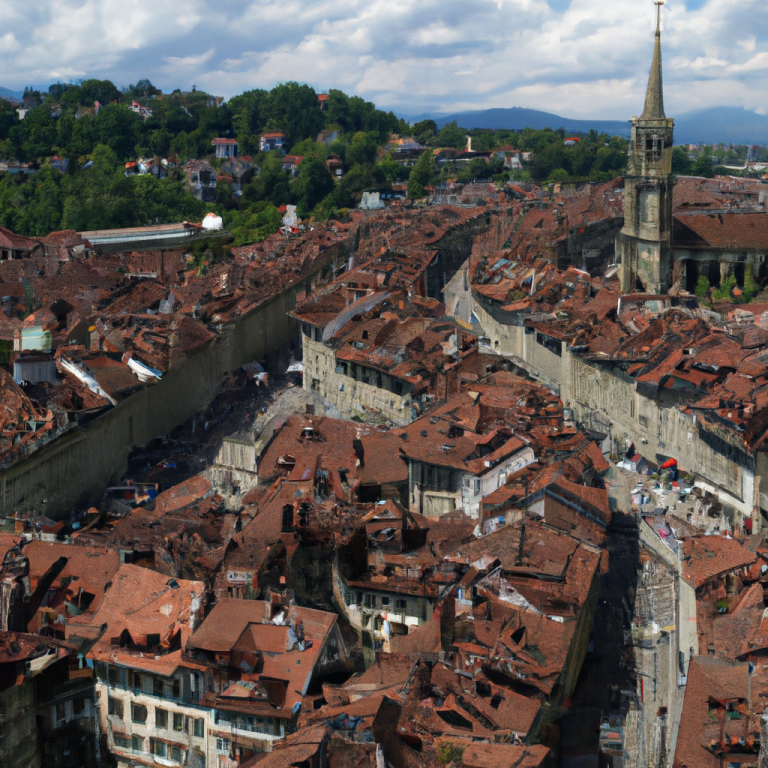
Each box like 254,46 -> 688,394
436,742 -> 465,765
694,274 -> 710,299
712,274 -> 737,303
743,263 -> 759,302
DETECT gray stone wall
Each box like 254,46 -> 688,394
471,298 -> 757,523
0,259 -> 342,519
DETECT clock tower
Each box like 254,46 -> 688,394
617,2 -> 675,294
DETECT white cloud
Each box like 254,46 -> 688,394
0,0 -> 765,118
0,33 -> 21,54
163,49 -> 216,71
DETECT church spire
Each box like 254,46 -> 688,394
640,1 -> 666,120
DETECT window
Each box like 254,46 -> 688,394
153,739 -> 167,758
108,697 -> 124,719
396,599 -> 407,610
170,745 -> 182,762
155,708 -> 168,729
153,677 -> 164,697
131,703 -> 147,724
474,478 -> 481,495
171,679 -> 180,698
194,718 -> 204,738
73,698 -> 85,715
131,736 -> 144,753
216,738 -> 230,753
381,596 -> 390,607
114,736 -> 130,749
56,703 -> 66,722
108,665 -> 118,684
131,671 -> 142,691
173,712 -> 184,731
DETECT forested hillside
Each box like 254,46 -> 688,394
0,79 -> 629,241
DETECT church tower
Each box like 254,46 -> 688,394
617,2 -> 675,294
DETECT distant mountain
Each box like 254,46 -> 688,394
409,107 -> 632,138
673,108 -> 768,146
0,86 -> 22,101
406,105 -> 768,146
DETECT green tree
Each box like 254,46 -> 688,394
148,128 -> 173,158
457,157 -> 502,183
712,274 -> 736,302
79,79 -> 121,106
226,201 -> 282,245
124,79 -> 161,100
329,162 -> 384,208
692,153 -> 715,178
289,138 -> 327,160
433,121 -> 467,149
0,98 -> 15,142
169,130 -> 200,161
19,166 -> 62,234
325,89 -> 352,133
436,742 -> 464,765
694,274 -> 710,299
743,263 -> 759,302
408,149 -> 435,198
345,132 -> 379,166
293,156 -> 334,215
378,152 -> 408,183
672,146 -> 693,175
94,103 -> 141,159
550,168 -> 569,182
467,130 -> 497,152
264,82 -> 324,148
412,119 -> 437,144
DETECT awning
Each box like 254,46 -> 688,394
660,458 -> 678,469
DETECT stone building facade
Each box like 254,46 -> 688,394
471,299 -> 763,524
302,334 -> 414,425
617,4 -> 675,294
623,519 -> 699,768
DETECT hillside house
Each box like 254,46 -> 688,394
211,138 -> 238,159
260,133 -> 285,153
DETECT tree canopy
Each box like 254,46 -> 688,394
0,78 -> 635,241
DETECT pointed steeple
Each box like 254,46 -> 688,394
640,1 -> 666,120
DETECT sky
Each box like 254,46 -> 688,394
0,0 -> 767,119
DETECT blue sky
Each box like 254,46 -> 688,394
0,0 -> 766,119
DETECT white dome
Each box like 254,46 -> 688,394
202,213 -> 223,231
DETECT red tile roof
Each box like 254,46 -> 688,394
70,563 -> 205,668
462,743 -> 549,768
681,536 -> 756,589
24,541 -> 120,632
674,211 -> 768,251
189,598 -> 338,715
0,226 -> 39,251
